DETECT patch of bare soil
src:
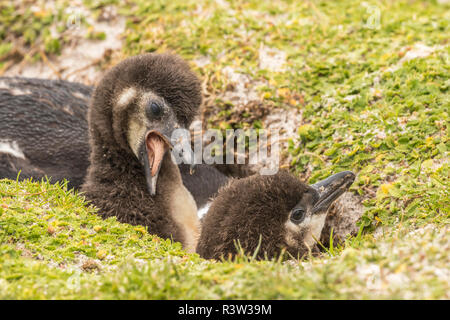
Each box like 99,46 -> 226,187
4,2 -> 125,85
320,192 -> 365,246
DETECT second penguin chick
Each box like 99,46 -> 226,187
197,170 -> 355,260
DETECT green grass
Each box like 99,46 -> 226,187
0,0 -> 449,299
1,178 -> 448,299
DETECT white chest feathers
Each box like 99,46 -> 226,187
197,202 -> 211,219
0,140 -> 25,159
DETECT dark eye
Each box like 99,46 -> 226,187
290,208 -> 306,224
147,102 -> 162,118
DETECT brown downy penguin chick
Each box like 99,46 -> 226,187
197,170 -> 355,260
81,53 -> 203,252
0,77 -> 228,208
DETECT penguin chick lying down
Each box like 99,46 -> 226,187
196,170 -> 355,260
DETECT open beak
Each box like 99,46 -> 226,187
311,171 -> 355,213
140,130 -> 172,196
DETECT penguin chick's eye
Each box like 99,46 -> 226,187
290,208 -> 306,224
146,102 -> 163,118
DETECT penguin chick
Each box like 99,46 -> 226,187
0,76 -> 228,208
81,53 -> 203,252
196,170 -> 355,260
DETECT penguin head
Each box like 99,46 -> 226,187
89,53 -> 202,195
197,170 -> 355,260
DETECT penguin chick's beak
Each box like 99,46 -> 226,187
311,171 -> 355,213
141,130 -> 172,196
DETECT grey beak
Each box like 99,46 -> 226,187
311,171 -> 355,213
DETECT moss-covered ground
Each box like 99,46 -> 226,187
0,0 -> 448,299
